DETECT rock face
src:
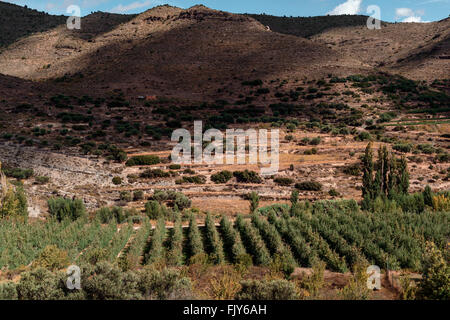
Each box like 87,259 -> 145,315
0,143 -> 121,211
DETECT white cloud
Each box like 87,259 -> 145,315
327,0 -> 362,15
395,8 -> 414,17
402,16 -> 423,22
395,7 -> 429,23
110,0 -> 153,13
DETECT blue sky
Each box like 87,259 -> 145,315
4,0 -> 450,22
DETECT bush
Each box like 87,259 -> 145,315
34,176 -> 50,185
47,197 -> 86,221
133,190 -> 144,201
145,200 -> 163,219
355,131 -> 372,141
140,169 -> 170,179
32,245 -> 69,271
328,189 -> 340,197
174,192 -> 191,210
2,167 -> 33,180
126,155 -> 160,166
168,164 -> 181,170
417,242 -> 450,300
112,176 -> 122,185
96,206 -> 130,223
233,170 -> 262,183
236,279 -> 299,300
309,137 -> 321,145
274,177 -> 294,186
211,170 -> 233,184
16,268 -> 65,300
119,191 -> 132,202
175,175 -> 206,185
343,164 -> 360,176
393,143 -> 413,153
242,79 -> 263,86
338,263 -> 370,300
295,181 -> 322,191
0,282 -> 18,300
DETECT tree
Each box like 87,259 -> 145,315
361,143 -> 410,206
423,185 -> 433,207
0,164 -> 28,221
248,192 -> 259,214
47,197 -> 86,221
417,242 -> 450,300
361,143 -> 375,200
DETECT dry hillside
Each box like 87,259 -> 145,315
0,5 -> 366,100
312,18 -> 450,81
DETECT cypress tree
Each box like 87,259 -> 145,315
362,142 -> 375,200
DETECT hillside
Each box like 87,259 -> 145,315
0,1 -> 66,48
247,14 -> 388,38
0,5 -> 366,99
311,18 -> 450,81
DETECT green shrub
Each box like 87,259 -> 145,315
309,137 -> 321,145
295,181 -> 322,191
145,200 -> 163,219
47,197 -> 86,221
126,155 -> 160,166
168,164 -> 181,170
2,167 -> 33,180
119,191 -> 132,202
328,189 -> 340,197
175,175 -> 206,184
233,170 -> 262,183
32,245 -> 69,271
0,282 -> 18,300
16,268 -> 65,300
393,143 -> 413,153
273,177 -> 294,186
96,206 -> 130,224
112,176 -> 122,185
417,242 -> 450,300
174,192 -> 191,210
211,170 -> 233,184
133,190 -> 144,201
140,169 -> 169,179
236,279 -> 299,300
34,176 -> 50,185
343,164 -> 360,176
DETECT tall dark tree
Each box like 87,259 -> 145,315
361,143 -> 409,205
361,142 -> 375,200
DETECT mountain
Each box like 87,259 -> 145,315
246,14 -> 388,38
0,1 -> 66,48
0,3 -> 448,99
311,18 -> 450,80
0,5 -> 366,100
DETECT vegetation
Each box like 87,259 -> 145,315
47,197 -> 86,222
125,155 -> 160,166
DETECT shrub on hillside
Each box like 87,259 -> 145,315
211,170 -> 233,184
125,155 -> 160,166
47,197 -> 86,221
233,170 -> 262,183
295,181 -> 322,191
235,279 -> 299,300
273,177 -> 294,186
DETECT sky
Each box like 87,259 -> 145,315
3,0 -> 450,22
